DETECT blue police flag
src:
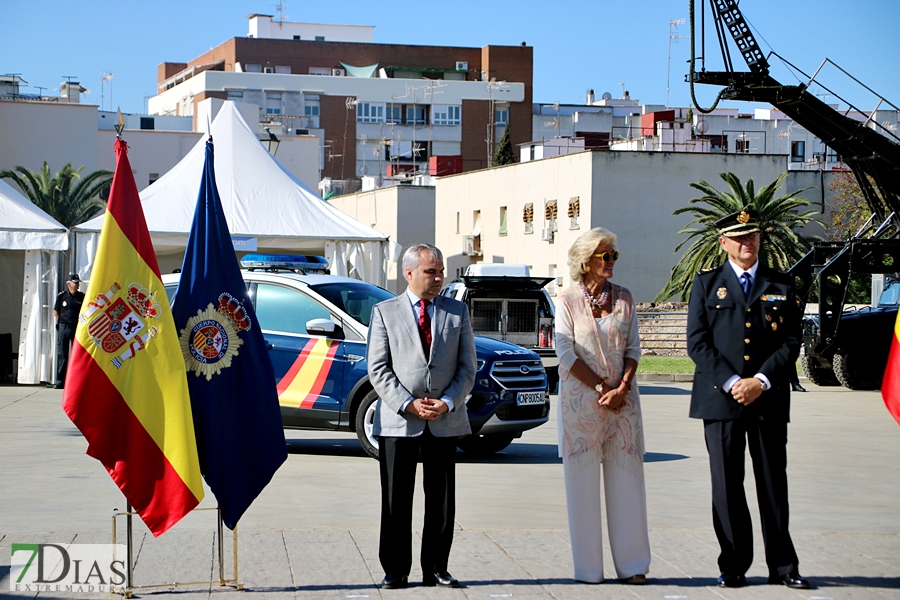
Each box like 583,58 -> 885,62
172,138 -> 287,529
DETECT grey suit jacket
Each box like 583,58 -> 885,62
366,294 -> 476,438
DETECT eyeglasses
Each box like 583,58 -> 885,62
591,251 -> 619,262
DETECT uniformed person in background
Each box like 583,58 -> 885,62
686,209 -> 811,590
53,273 -> 84,389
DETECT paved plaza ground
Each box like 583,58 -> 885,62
0,379 -> 898,599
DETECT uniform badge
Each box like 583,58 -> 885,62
771,322 -> 778,331
737,210 -> 750,224
80,282 -> 161,368
179,292 -> 251,381
62,301 -> 67,307
717,287 -> 728,299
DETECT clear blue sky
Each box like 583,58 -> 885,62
3,0 -> 897,115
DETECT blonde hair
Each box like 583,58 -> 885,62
567,227 -> 618,282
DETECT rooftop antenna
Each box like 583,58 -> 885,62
667,18 -> 687,107
61,75 -> 78,84
100,71 -> 114,111
34,86 -> 46,98
274,0 -> 287,25
618,82 -> 626,98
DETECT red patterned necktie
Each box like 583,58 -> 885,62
418,299 -> 432,356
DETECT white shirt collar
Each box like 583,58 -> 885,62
727,258 -> 759,280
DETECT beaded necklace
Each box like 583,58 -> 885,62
580,280 -> 610,308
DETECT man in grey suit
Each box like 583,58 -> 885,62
367,243 -> 476,590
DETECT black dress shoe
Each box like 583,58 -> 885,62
768,571 -> 811,589
423,571 -> 459,588
792,383 -> 807,392
380,575 -> 408,589
717,573 -> 746,588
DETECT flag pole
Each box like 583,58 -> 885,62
126,500 -> 134,592
217,507 -> 225,584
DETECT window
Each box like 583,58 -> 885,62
226,90 -> 243,100
263,67 -> 274,73
275,65 -> 291,74
265,92 -> 282,115
385,104 -> 401,123
499,206 -> 508,235
139,117 -> 155,130
254,284 -> 331,335
406,106 -> 427,125
309,66 -> 330,76
357,102 -> 385,123
523,203 -> 534,234
245,64 -> 262,73
293,35 -> 301,40
827,146 -> 839,163
456,212 -> 460,234
315,35 -> 325,41
432,105 -> 461,126
495,108 -> 509,126
735,138 -> 750,154
791,140 -> 806,162
568,196 -> 580,230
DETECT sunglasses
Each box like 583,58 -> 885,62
591,251 -> 620,262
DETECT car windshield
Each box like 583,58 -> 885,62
309,281 -> 394,327
879,282 -> 900,307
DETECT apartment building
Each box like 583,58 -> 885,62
149,14 -> 532,181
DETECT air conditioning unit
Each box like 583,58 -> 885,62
455,61 -> 468,72
332,68 -> 346,76
481,70 -> 489,81
295,128 -> 309,135
540,228 -> 553,242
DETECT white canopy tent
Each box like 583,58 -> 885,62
0,178 -> 68,384
74,101 -> 397,285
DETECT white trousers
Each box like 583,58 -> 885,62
563,456 -> 651,582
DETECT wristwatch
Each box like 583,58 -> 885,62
594,383 -> 604,394
755,376 -> 769,391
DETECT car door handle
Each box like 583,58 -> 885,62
264,340 -> 274,350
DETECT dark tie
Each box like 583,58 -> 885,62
418,299 -> 432,356
740,272 -> 752,297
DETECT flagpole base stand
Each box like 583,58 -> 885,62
111,506 -> 241,597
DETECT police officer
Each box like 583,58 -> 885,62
686,209 -> 810,590
54,273 -> 84,389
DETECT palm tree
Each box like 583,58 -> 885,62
656,172 -> 823,301
0,162 -> 112,227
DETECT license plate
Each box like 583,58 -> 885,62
516,391 -> 545,406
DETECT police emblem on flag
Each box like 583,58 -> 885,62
80,282 -> 161,368
179,292 -> 251,381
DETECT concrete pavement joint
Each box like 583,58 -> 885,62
347,530 -> 380,597
482,530 -> 561,600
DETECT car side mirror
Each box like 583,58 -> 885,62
307,318 -> 345,340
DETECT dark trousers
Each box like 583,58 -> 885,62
56,323 -> 76,385
378,428 -> 457,578
704,417 -> 799,577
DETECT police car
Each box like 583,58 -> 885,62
162,254 -> 550,458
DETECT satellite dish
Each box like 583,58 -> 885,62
375,174 -> 384,187
360,164 -> 369,176
601,92 -> 613,100
696,119 -> 708,134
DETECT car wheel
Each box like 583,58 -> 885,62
800,355 -> 839,387
354,390 -> 380,460
457,433 -> 515,455
833,350 -> 883,391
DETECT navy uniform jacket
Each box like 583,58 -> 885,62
687,263 -> 801,422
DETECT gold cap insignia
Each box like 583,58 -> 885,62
771,322 -> 778,331
717,287 -> 728,299
737,210 -> 750,224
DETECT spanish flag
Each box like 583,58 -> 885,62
883,311 -> 900,426
63,138 -> 204,536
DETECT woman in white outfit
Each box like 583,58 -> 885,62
554,227 -> 651,584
